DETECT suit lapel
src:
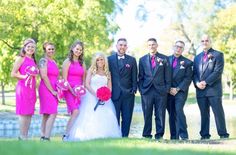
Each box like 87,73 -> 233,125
201,51 -> 211,78
113,54 -> 119,71
144,55 -> 153,76
173,56 -> 181,78
199,53 -> 204,78
153,53 -> 160,76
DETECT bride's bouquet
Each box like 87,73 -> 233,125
73,85 -> 86,103
94,86 -> 111,111
56,79 -> 69,101
25,66 -> 39,88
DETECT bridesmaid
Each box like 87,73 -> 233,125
11,38 -> 38,140
38,42 -> 59,141
62,40 -> 86,140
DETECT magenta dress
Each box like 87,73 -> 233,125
15,57 -> 37,115
38,59 -> 60,114
64,62 -> 84,113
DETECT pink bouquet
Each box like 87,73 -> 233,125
24,66 -> 39,88
56,79 -> 69,101
73,85 -> 86,104
94,86 -> 111,111
73,85 -> 86,97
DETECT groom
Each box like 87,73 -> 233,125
108,38 -> 138,137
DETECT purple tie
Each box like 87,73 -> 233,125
151,55 -> 156,68
172,57 -> 177,68
203,52 -> 208,62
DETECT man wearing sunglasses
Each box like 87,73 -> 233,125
167,40 -> 193,140
193,34 -> 229,140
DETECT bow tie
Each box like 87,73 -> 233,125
118,55 -> 125,60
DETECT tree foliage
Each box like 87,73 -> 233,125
210,4 -> 236,88
0,0 -> 124,104
0,0 -> 120,84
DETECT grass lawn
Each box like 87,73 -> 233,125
0,138 -> 236,155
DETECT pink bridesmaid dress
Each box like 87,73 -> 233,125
64,62 -> 84,113
38,59 -> 60,114
15,56 -> 37,115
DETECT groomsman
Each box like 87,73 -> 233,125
138,38 -> 171,140
193,34 -> 229,139
108,38 -> 138,137
167,40 -> 193,140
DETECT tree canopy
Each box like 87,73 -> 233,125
210,4 -> 236,88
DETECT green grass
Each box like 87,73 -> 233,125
0,138 -> 235,155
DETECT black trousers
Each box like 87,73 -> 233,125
113,93 -> 135,137
141,86 -> 167,139
197,96 -> 229,138
167,93 -> 188,139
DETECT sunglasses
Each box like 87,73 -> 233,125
175,45 -> 184,49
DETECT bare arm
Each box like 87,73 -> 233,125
39,58 -> 57,96
11,56 -> 28,80
62,59 -> 75,95
82,63 -> 87,86
85,69 -> 96,97
107,72 -> 112,91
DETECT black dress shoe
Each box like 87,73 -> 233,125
201,136 -> 210,140
220,135 -> 229,139
143,135 -> 152,139
62,134 -> 68,141
181,137 -> 188,140
40,136 -> 45,141
155,136 -> 163,140
43,137 -> 50,141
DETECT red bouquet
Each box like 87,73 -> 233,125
56,79 -> 69,101
94,86 -> 111,111
24,66 -> 39,88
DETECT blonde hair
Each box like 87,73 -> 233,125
90,52 -> 110,79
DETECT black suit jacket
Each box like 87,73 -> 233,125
108,53 -> 138,101
168,55 -> 193,93
138,52 -> 171,95
193,48 -> 224,97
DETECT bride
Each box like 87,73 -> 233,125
67,52 -> 121,141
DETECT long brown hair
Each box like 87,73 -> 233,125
68,40 -> 84,65
20,38 -> 37,64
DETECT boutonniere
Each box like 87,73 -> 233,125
208,53 -> 213,62
156,57 -> 163,66
180,61 -> 185,69
125,64 -> 131,68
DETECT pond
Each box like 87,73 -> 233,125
0,104 -> 235,140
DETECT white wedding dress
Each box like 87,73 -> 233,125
67,74 -> 121,141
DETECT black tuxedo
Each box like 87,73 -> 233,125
167,55 -> 193,139
108,53 -> 137,137
138,52 -> 171,139
193,48 -> 229,138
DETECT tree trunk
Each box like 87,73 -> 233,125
1,81 -> 5,105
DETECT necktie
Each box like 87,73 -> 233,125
151,55 -> 156,68
172,57 -> 178,68
203,52 -> 208,62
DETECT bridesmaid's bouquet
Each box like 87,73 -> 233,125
56,79 -> 69,101
25,66 -> 39,88
94,86 -> 111,111
73,85 -> 86,103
